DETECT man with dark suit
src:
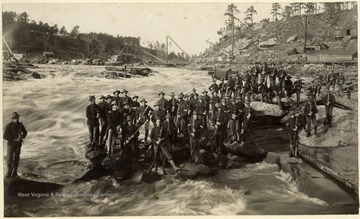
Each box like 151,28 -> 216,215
3,112 -> 27,178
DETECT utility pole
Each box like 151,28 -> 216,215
231,15 -> 235,63
166,36 -> 169,63
304,15 -> 307,52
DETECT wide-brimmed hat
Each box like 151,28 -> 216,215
202,90 -> 208,94
178,92 -> 184,99
140,98 -> 147,103
113,89 -> 121,95
170,92 -> 175,97
99,95 -> 106,99
126,115 -> 132,122
158,91 -> 165,95
89,95 -> 95,101
106,95 -> 113,100
153,102 -> 159,107
192,88 -> 196,92
111,101 -> 117,106
121,89 -> 128,93
286,75 -> 292,79
132,95 -> 139,99
11,112 -> 20,119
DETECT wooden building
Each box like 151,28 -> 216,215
305,50 -> 357,63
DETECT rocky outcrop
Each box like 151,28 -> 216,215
250,101 -> 285,117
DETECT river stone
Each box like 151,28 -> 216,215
140,172 -> 162,183
264,151 -> 280,165
178,163 -> 216,180
224,141 -> 267,161
299,106 -> 357,147
250,101 -> 284,117
4,178 -> 62,197
199,149 -> 217,166
32,72 -> 41,79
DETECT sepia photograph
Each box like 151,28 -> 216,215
2,1 -> 359,216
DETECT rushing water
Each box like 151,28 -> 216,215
2,65 -> 357,216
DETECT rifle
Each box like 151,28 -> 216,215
16,121 -> 24,143
119,118 -> 149,155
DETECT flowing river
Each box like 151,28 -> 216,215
2,65 -> 357,216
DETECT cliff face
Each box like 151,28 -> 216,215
195,9 -> 357,64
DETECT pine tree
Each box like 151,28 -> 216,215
244,5 -> 257,26
224,3 -> 240,28
281,5 -> 293,18
271,3 -> 282,21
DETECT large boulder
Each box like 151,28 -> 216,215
299,106 -> 357,147
250,101 -> 285,117
224,141 -> 267,161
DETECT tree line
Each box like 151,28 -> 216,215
2,11 -> 188,62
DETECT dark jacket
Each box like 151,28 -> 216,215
3,121 -> 27,144
86,103 -> 99,126
187,118 -> 203,138
168,98 -> 179,114
107,110 -> 122,130
304,101 -> 318,116
177,100 -> 188,118
323,93 -> 336,107
160,119 -> 177,139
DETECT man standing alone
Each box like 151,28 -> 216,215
3,112 -> 27,178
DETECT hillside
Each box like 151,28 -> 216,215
193,9 -> 357,66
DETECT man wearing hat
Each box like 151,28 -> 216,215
293,76 -> 302,106
322,88 -> 336,128
189,92 -> 200,116
190,88 -> 197,100
208,79 -> 219,94
219,78 -> 227,99
304,94 -> 319,137
112,89 -> 121,109
187,111 -> 204,164
98,95 -> 112,149
176,92 -> 189,136
151,102 -> 166,126
336,72 -> 345,97
284,75 -> 293,98
285,109 -> 303,157
202,90 -> 211,122
149,119 -> 180,174
212,102 -> 228,154
241,98 -> 254,144
167,92 -> 178,120
131,95 -> 140,125
121,115 -> 140,167
198,95 -> 209,129
86,95 -> 100,149
121,89 -> 133,109
160,112 -> 177,161
227,97 -> 243,143
157,91 -> 168,115
3,112 -> 28,178
107,101 -> 122,155
210,91 -> 221,126
137,98 -> 153,143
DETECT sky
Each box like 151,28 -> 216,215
2,1 -> 287,55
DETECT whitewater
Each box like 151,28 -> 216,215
2,65 -> 353,216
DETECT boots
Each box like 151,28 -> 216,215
169,159 -> 180,172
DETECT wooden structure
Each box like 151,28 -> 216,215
305,50 -> 357,63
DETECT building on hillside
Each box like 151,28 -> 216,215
305,43 -> 329,51
304,50 -> 357,63
334,25 -> 358,39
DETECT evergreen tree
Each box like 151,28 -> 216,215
282,5 -> 293,18
224,3 -> 240,29
59,26 -> 67,35
244,5 -> 257,26
271,3 -> 282,21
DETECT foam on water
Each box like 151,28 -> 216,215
3,65 -> 351,216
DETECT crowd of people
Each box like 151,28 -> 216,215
85,62 -> 349,172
